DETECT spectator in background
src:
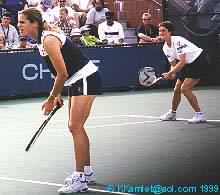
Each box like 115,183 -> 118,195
0,33 -> 6,49
0,12 -> 19,49
98,11 -> 124,45
70,27 -> 82,46
71,0 -> 94,13
85,0 -> 109,37
136,13 -> 159,43
52,0 -> 79,27
55,7 -> 77,37
26,0 -> 40,7
71,0 -> 94,26
37,0 -> 56,24
80,25 -> 101,46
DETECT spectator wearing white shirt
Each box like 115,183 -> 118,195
70,0 -> 94,26
26,0 -> 40,7
52,0 -> 79,27
37,0 -> 56,24
0,12 -> 19,49
71,0 -> 93,12
98,11 -> 124,45
86,0 -> 109,27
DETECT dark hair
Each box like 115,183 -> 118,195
93,0 -> 105,7
19,8 -> 44,43
105,11 -> 113,17
2,11 -> 12,18
159,21 -> 174,34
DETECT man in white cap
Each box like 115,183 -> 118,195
70,28 -> 82,46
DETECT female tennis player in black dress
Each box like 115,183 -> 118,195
18,8 -> 101,193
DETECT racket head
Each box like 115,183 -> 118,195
139,67 -> 157,87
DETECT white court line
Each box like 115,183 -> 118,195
87,120 -> 161,128
91,115 -> 220,123
0,176 -> 135,195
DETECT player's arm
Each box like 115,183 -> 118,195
169,53 -> 187,74
43,35 -> 69,98
163,55 -> 186,80
138,33 -> 152,42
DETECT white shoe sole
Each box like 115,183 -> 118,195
58,187 -> 88,194
188,120 -> 207,124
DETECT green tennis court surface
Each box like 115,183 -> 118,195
0,86 -> 219,195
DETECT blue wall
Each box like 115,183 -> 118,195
0,44 -> 169,98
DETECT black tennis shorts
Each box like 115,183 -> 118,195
178,52 -> 207,81
68,71 -> 102,96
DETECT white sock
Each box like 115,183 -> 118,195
74,171 -> 84,176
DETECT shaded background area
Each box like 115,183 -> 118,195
164,0 -> 220,85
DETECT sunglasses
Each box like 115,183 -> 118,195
142,18 -> 151,21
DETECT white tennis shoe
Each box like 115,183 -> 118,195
160,110 -> 176,121
64,167 -> 96,185
58,172 -> 88,194
188,112 -> 206,123
84,171 -> 96,184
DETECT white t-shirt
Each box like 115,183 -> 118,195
98,21 -> 124,44
86,7 -> 109,26
26,0 -> 40,7
163,36 -> 203,64
37,7 -> 56,24
71,0 -> 93,10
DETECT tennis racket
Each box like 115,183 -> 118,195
25,104 -> 61,152
148,76 -> 163,87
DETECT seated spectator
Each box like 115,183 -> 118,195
0,33 -> 6,49
85,0 -> 109,36
37,0 -> 56,24
136,13 -> 159,43
26,0 -> 40,7
71,0 -> 93,13
52,0 -> 79,27
0,12 -> 19,49
70,27 -> 82,46
71,0 -> 94,26
80,25 -> 101,46
55,7 -> 77,37
98,11 -> 124,45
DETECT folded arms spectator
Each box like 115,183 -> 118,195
137,13 -> 160,43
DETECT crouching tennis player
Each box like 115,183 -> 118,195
18,8 -> 101,193
159,21 -> 207,123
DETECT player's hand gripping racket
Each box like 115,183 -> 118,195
25,104 -> 62,152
